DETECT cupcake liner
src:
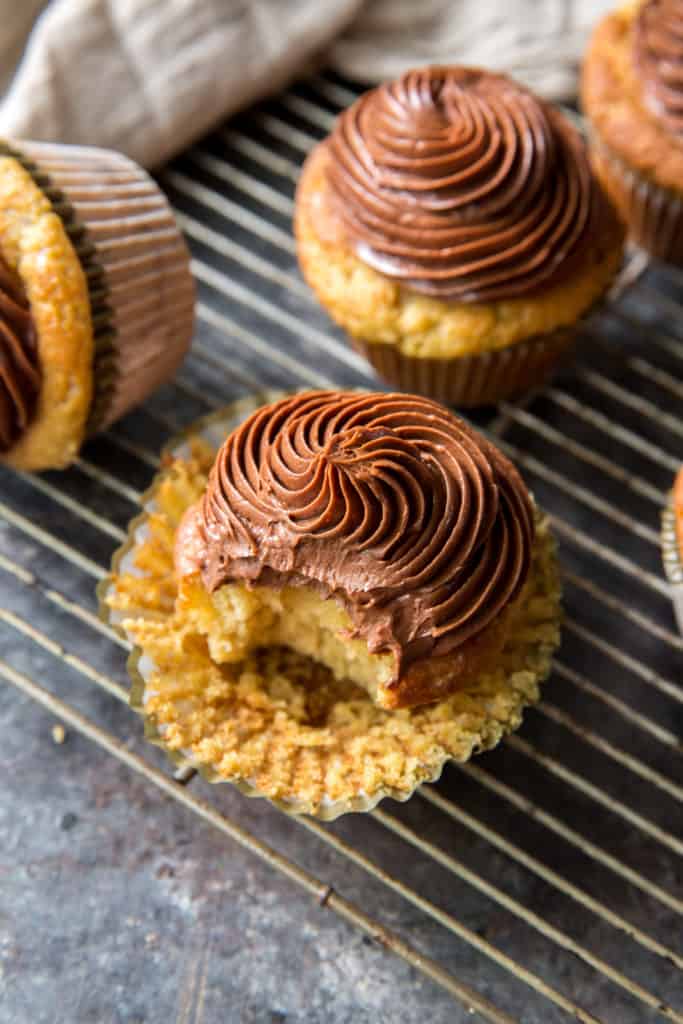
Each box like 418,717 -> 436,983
661,491 -> 683,635
99,394 -> 562,820
592,140 -> 683,266
350,327 -> 576,407
12,140 -> 194,432
0,138 -> 115,432
349,242 -> 637,407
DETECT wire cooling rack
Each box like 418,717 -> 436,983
1,72 -> 682,1024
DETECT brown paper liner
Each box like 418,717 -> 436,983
351,326 -> 576,407
592,141 -> 683,266
16,141 -> 195,432
661,492 -> 683,635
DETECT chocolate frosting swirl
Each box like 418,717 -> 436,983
183,392 -> 534,676
0,257 -> 40,452
325,66 -> 604,301
634,0 -> 683,136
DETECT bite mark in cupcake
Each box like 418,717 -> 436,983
176,391 -> 536,710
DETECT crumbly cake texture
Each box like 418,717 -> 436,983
295,144 -> 624,359
581,2 -> 683,196
0,155 -> 93,469
176,574 -> 514,711
105,434 -> 562,818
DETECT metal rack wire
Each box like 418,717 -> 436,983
1,71 -> 681,1024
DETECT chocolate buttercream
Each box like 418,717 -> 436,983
325,66 -> 607,301
0,256 -> 40,451
178,392 -> 534,680
634,0 -> 683,136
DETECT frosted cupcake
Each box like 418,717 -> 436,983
0,140 -> 194,469
104,391 -> 562,817
295,66 -> 624,406
582,1 -> 683,264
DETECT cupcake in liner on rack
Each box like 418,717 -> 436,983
102,390 -> 562,819
0,139 -> 195,470
661,465 -> 683,634
582,0 -> 683,265
295,66 -> 624,407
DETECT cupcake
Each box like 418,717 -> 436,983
0,139 -> 194,470
103,391 -> 562,817
662,465 -> 683,633
295,67 -> 624,407
582,1 -> 683,264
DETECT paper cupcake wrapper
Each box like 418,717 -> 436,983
349,242 -> 638,407
99,393 -> 562,820
13,140 -> 195,432
350,327 -> 576,407
661,492 -> 683,635
592,141 -> 683,266
0,138 -> 116,432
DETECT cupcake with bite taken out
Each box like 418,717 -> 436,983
104,390 -> 562,818
295,66 -> 624,407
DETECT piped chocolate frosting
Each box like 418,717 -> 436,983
325,66 -> 609,301
177,392 -> 534,677
0,257 -> 40,452
634,0 -> 683,136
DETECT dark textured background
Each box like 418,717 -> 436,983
1,73 -> 681,1024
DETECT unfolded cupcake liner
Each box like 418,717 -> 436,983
661,490 -> 683,635
591,140 -> 683,266
99,394 -> 562,820
7,140 -> 194,432
350,327 -> 576,407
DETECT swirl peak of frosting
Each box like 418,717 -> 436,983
634,0 -> 683,136
181,391 -> 534,675
325,65 -> 604,301
0,257 -> 40,452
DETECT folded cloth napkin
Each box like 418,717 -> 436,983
0,0 -> 614,168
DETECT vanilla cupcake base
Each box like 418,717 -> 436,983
101,397 -> 562,819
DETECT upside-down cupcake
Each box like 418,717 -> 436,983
582,1 -> 683,264
661,465 -> 683,633
0,140 -> 194,470
104,391 -> 562,817
295,67 -> 624,407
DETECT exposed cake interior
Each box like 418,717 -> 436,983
180,577 -> 404,706
178,577 -> 519,710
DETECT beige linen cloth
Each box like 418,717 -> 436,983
0,0 -> 613,168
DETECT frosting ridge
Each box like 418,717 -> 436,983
0,256 -> 40,452
325,66 -> 606,301
180,391 -> 535,678
634,0 -> 683,136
